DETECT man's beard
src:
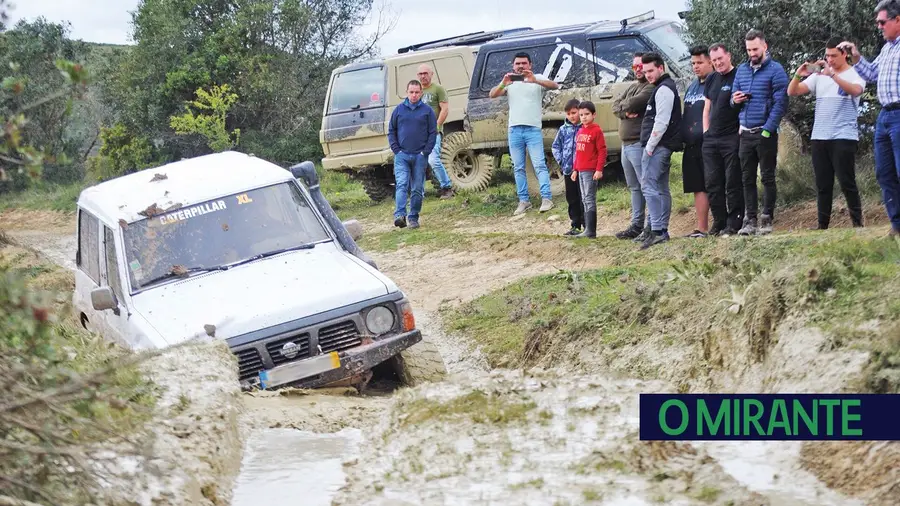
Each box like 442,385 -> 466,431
750,55 -> 762,65
637,75 -> 647,83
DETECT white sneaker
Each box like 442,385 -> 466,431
539,198 -> 555,212
514,201 -> 533,216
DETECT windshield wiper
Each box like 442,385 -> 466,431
224,243 -> 318,269
139,265 -> 229,289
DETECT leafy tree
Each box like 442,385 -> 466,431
169,83 -> 240,152
86,123 -> 155,182
683,0 -> 883,151
99,0 -> 396,167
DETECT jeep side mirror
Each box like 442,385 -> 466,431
343,219 -> 363,241
91,286 -> 117,312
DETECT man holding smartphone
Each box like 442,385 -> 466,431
787,38 -> 866,230
731,29 -> 790,236
841,0 -> 900,237
490,52 -> 560,215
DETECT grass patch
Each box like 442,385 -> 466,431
397,389 -> 537,427
0,181 -> 85,213
693,486 -> 722,502
445,231 -> 900,381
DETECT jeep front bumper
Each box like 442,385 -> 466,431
256,329 -> 422,390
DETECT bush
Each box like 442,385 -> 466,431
86,124 -> 156,182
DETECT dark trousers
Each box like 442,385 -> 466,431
811,140 -> 863,228
564,172 -> 584,229
874,108 -> 900,231
739,130 -> 779,221
702,133 -> 744,230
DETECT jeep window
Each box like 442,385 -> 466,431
327,66 -> 385,114
77,209 -> 101,284
104,225 -> 124,303
122,182 -> 331,292
591,37 -> 650,84
644,23 -> 691,65
480,44 -> 578,90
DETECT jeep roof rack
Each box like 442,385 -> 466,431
397,27 -> 533,54
619,10 -> 655,32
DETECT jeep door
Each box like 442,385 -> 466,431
588,36 -> 654,154
320,65 -> 389,157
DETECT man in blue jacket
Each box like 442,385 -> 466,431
731,29 -> 790,236
388,80 -> 437,229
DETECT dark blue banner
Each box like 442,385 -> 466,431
639,394 -> 900,441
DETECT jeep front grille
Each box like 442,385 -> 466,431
319,321 -> 361,352
265,333 -> 312,367
236,348 -> 264,381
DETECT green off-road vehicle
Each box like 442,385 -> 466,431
455,11 -> 693,197
318,29 -> 529,201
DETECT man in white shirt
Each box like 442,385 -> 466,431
490,52 -> 559,215
787,38 -> 866,229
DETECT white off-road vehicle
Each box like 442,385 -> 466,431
72,151 -> 446,390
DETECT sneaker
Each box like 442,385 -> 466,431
686,229 -> 708,238
408,219 -> 420,229
738,219 -> 758,236
439,188 -> 456,200
708,222 -> 727,237
758,214 -> 773,235
632,226 -> 652,243
889,227 -> 900,237
514,201 -> 533,216
615,224 -> 643,240
563,227 -> 582,236
394,216 -> 407,228
640,230 -> 670,250
539,198 -> 555,212
717,227 -> 738,237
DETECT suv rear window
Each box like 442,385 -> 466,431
644,23 -> 690,66
327,66 -> 385,114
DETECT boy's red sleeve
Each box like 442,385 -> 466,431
595,128 -> 608,173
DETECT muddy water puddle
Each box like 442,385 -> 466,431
232,428 -> 363,505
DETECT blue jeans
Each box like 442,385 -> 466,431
394,152 -> 427,221
508,125 -> 552,201
621,142 -> 647,227
428,133 -> 452,190
874,109 -> 900,230
641,146 -> 673,231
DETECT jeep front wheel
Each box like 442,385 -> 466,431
440,131 -> 495,191
391,336 -> 447,387
360,173 -> 394,202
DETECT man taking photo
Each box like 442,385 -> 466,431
731,29 -> 790,236
703,43 -> 744,236
490,52 -> 559,215
612,52 -> 655,241
787,38 -> 866,230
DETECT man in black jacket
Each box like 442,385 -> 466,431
639,53 -> 683,249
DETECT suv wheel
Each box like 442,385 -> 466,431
440,131 -> 495,191
391,336 -> 447,387
359,173 -> 394,202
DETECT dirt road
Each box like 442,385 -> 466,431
1,210 -> 883,506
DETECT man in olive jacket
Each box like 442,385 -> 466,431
612,51 -> 656,240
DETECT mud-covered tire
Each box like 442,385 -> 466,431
392,337 -> 447,387
440,131 -> 495,191
361,175 -> 394,202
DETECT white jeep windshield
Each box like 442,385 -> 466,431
645,23 -> 691,64
326,66 -> 386,114
123,182 -> 331,292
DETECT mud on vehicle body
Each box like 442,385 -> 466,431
319,29 -> 530,201
461,11 -> 693,196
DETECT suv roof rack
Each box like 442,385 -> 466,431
619,10 -> 655,32
397,27 -> 533,54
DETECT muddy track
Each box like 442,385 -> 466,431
1,209 -> 888,506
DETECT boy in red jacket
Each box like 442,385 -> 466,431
570,101 -> 608,238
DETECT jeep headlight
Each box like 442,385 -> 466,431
365,306 -> 395,336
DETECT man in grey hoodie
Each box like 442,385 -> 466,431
612,52 -> 656,240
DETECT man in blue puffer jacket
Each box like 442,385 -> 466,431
731,29 -> 790,236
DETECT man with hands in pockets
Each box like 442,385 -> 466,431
388,79 -> 437,230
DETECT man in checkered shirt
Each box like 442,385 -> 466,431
843,0 -> 900,236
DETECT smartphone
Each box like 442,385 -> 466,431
807,64 -> 823,74
743,92 -> 753,99
509,74 -> 525,82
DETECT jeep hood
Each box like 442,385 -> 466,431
130,242 -> 396,345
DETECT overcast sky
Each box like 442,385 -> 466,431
7,0 -> 687,56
